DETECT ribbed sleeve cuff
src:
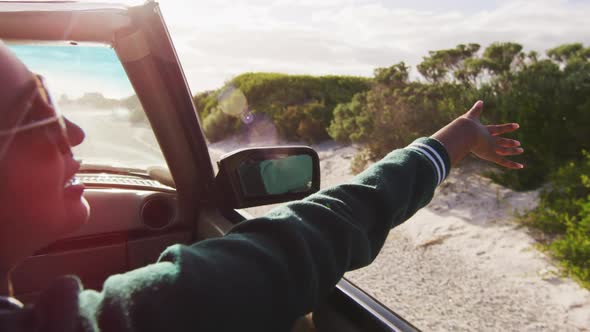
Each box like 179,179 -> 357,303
405,137 -> 451,186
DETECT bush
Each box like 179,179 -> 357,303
231,73 -> 371,115
296,101 -> 332,143
487,57 -> 590,190
550,212 -> 590,287
330,81 -> 477,160
522,152 -> 590,287
194,73 -> 371,142
269,100 -> 332,143
202,109 -> 240,142
193,90 -> 219,122
328,92 -> 370,143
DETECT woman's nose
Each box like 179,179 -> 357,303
64,117 -> 85,147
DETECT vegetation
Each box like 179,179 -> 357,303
329,42 -> 590,190
194,73 -> 370,143
521,153 -> 590,287
191,42 -> 590,287
329,62 -> 477,162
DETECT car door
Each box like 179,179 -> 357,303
0,2 -> 419,331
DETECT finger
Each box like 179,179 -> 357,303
495,137 -> 521,148
495,146 -> 524,156
465,100 -> 484,119
487,123 -> 519,136
493,157 -> 524,169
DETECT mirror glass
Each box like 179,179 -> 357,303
238,154 -> 313,197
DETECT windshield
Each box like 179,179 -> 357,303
9,42 -> 167,170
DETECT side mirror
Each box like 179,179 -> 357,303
215,146 -> 321,209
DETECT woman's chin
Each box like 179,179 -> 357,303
63,196 -> 90,233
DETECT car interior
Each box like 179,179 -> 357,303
0,2 -> 418,331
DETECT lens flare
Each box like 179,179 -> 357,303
242,111 -> 254,124
218,85 -> 247,117
242,112 -> 279,145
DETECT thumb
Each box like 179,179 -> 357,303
465,100 -> 484,119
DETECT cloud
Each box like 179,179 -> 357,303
158,0 -> 590,93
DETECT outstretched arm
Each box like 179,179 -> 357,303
67,101 -> 523,332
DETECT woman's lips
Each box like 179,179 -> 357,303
64,176 -> 85,198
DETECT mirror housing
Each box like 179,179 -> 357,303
215,146 -> 321,209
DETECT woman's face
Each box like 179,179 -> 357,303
0,46 -> 89,259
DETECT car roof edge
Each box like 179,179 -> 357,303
0,1 -> 139,44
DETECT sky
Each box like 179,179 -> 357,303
8,0 -> 590,98
10,45 -> 133,98
154,0 -> 590,94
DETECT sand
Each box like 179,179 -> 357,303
208,138 -> 590,331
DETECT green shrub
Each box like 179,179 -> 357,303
330,80 -> 477,160
193,90 -> 219,122
297,117 -> 328,143
523,158 -> 590,234
550,211 -> 590,287
231,73 -> 370,115
328,92 -> 370,143
265,100 -> 331,143
522,152 -> 590,287
273,104 -> 304,140
487,55 -> 590,190
194,73 -> 370,142
202,109 -> 240,142
296,101 -> 331,143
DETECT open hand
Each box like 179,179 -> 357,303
462,100 -> 524,169
432,100 -> 524,169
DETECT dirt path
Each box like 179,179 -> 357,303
208,139 -> 590,331
347,161 -> 590,331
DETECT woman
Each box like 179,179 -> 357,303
0,44 -> 88,299
0,42 -> 524,331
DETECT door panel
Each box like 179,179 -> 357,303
11,185 -> 192,303
11,243 -> 127,303
127,232 -> 191,269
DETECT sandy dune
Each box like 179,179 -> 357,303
349,160 -> 590,331
209,138 -> 590,331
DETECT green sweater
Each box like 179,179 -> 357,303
1,137 -> 450,332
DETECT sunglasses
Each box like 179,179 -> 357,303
0,75 -> 70,160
